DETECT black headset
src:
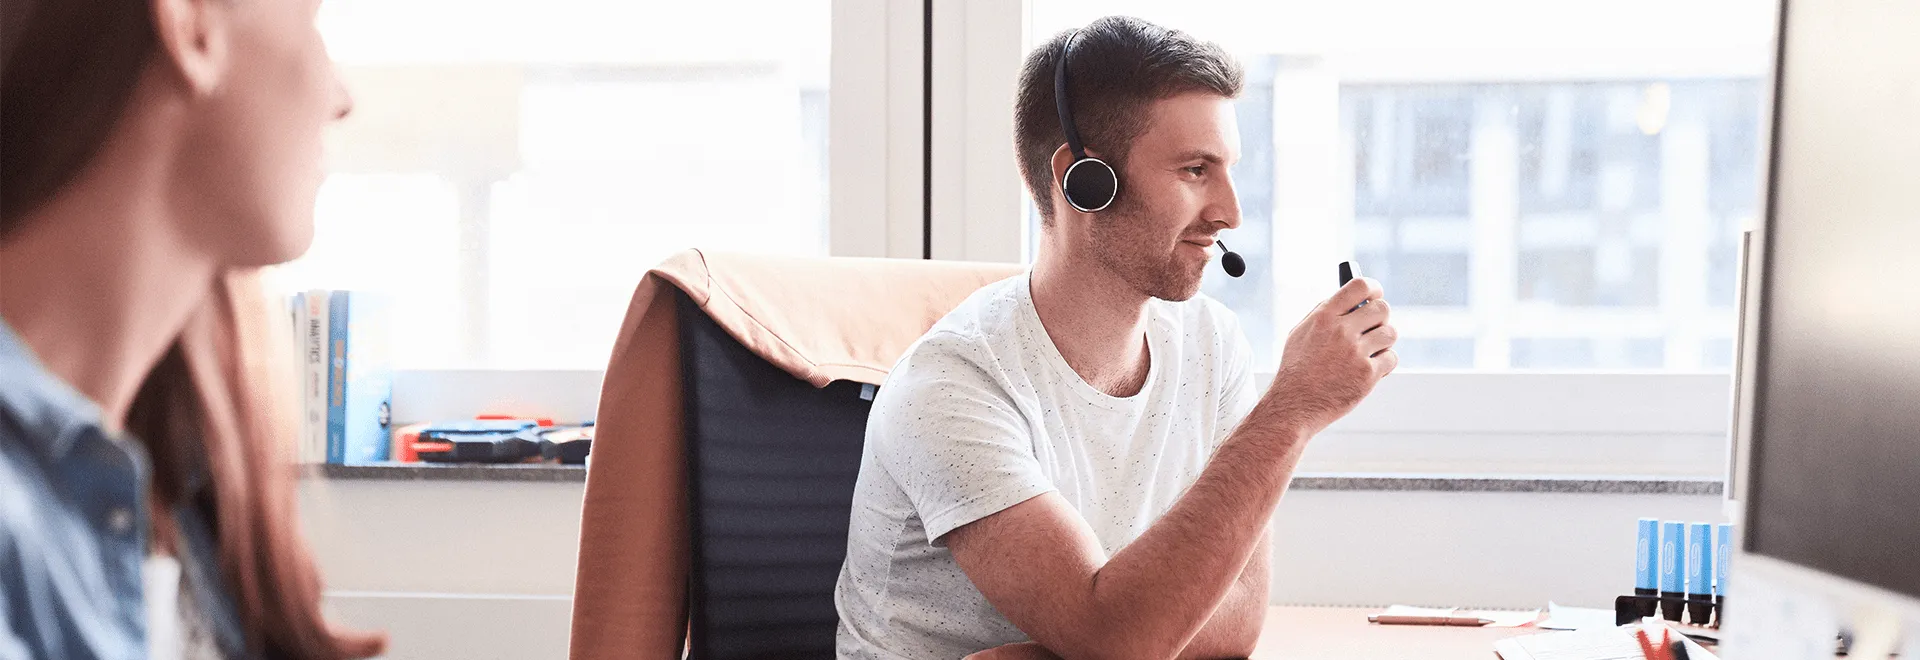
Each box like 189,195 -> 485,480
1053,28 -> 1246,278
1054,30 -> 1118,214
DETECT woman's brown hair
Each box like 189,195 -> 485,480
1,1 -> 383,658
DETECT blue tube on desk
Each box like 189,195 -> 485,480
1687,523 -> 1713,595
1629,517 -> 1661,618
1687,522 -> 1715,623
1660,521 -> 1684,592
1660,521 -> 1685,620
1716,523 -> 1734,598
1636,518 -> 1660,593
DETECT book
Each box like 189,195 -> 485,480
325,291 -> 394,465
287,293 -> 306,463
302,290 -> 331,464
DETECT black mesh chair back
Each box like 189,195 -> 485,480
678,292 -> 875,659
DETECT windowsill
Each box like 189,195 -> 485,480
303,462 -> 1721,494
385,371 -> 1737,478
1289,472 -> 1722,495
304,462 -> 587,482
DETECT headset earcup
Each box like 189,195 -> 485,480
1061,158 -> 1118,213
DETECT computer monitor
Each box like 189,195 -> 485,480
1725,0 -> 1920,644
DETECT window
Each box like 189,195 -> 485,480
1026,0 -> 1774,372
1352,87 -> 1473,218
283,0 -> 832,369
324,1 -> 1769,475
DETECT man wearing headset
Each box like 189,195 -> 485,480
834,16 -> 1398,659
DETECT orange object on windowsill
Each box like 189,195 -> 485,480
476,414 -> 556,427
389,422 -> 431,462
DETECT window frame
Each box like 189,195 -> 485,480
369,0 -> 925,403
384,0 -> 1763,479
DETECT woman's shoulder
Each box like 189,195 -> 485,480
0,416 -> 144,557
0,418 -> 159,657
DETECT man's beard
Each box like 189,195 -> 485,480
1086,195 -> 1209,302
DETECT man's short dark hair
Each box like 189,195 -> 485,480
1015,16 -> 1245,224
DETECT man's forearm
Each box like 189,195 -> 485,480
1179,534 -> 1271,659
1077,400 -> 1306,656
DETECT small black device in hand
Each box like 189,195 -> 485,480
1339,261 -> 1369,312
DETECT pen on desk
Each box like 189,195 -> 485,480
1367,610 -> 1494,627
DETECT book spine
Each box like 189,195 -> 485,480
304,290 -> 331,465
288,293 -> 303,464
327,291 -> 349,465
342,294 -> 394,464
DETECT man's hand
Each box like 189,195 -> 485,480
1262,276 -> 1397,436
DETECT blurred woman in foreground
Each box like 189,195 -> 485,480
0,0 -> 382,657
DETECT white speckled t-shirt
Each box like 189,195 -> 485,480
833,272 -> 1258,659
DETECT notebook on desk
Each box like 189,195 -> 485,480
1494,627 -> 1717,660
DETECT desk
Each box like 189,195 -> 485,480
1252,607 -> 1861,660
1253,606 -> 1526,658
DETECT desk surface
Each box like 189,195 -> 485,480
1253,606 -> 1528,659
1253,607 -> 1843,660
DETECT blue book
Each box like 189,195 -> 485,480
326,291 -> 395,465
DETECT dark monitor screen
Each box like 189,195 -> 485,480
1744,0 -> 1920,599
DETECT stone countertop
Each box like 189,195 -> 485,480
309,463 -> 1721,494
1289,473 -> 1722,495
307,462 -> 587,482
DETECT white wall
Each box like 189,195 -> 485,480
1271,489 -> 1723,610
301,479 -> 583,660
302,477 -> 1723,658
325,594 -> 573,660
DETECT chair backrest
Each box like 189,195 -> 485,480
678,292 -> 874,659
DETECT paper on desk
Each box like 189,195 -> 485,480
1538,602 -> 1621,631
1493,624 -> 1719,660
1717,570 -> 1840,659
1486,609 -> 1545,628
1378,605 -> 1540,627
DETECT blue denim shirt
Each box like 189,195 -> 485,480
0,320 -> 246,659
